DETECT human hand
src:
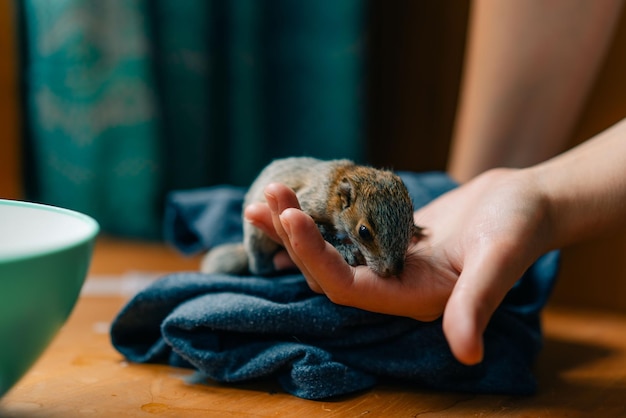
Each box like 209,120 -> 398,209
244,168 -> 552,365
245,182 -> 458,320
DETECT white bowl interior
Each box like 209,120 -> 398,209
0,201 -> 98,260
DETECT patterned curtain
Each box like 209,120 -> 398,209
20,0 -> 365,238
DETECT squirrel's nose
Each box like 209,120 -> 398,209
381,259 -> 404,278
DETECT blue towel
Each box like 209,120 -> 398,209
110,172 -> 559,400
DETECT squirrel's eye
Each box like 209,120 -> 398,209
358,225 -> 373,241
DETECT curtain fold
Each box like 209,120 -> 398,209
20,0 -> 365,238
22,0 -> 162,238
149,0 -> 213,193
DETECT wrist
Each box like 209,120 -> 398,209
520,164 -> 561,253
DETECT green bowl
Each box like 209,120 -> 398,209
0,199 -> 99,397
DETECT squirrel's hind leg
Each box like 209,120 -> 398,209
244,223 -> 282,276
201,243 -> 249,275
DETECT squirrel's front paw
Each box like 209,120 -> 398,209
317,224 -> 365,267
334,244 -> 365,267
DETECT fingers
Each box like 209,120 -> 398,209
442,249 -> 518,365
245,182 -> 351,282
244,203 -> 283,244
263,183 -> 320,291
244,203 -> 298,271
277,213 -> 446,317
278,207 -> 357,296
263,183 -> 359,295
263,184 -> 301,251
442,282 -> 487,365
264,183 -> 450,319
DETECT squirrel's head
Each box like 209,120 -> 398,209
331,167 -> 421,278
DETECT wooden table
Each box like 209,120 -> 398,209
1,237 -> 626,417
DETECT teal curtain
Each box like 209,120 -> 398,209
20,0 -> 365,239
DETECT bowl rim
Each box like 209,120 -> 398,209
0,199 -> 100,263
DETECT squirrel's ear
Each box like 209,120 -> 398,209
338,177 -> 353,209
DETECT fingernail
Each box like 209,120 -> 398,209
265,192 -> 278,212
279,214 -> 292,237
244,217 -> 258,227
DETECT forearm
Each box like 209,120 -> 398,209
530,118 -> 626,250
448,0 -> 623,183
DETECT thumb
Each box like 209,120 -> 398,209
442,253 -> 516,365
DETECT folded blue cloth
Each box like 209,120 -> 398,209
110,172 -> 559,400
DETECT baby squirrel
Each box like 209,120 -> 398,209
201,157 -> 423,278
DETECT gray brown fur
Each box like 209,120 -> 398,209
201,157 -> 422,277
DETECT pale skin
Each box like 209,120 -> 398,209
448,0 -> 623,182
243,0 -> 626,365
245,118 -> 626,365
